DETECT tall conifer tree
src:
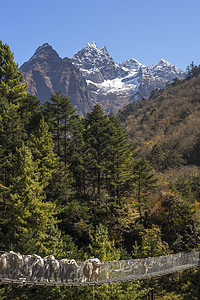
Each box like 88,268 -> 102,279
43,91 -> 76,169
0,41 -> 27,189
0,41 -> 27,105
0,96 -> 25,189
84,105 -> 110,196
104,114 -> 134,203
133,158 -> 157,220
83,105 -> 134,203
0,144 -> 56,253
28,118 -> 58,189
67,115 -> 86,195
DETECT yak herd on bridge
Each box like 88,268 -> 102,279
0,251 -> 101,283
0,251 -> 199,285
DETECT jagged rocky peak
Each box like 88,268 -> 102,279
71,42 -> 119,83
159,58 -> 171,64
120,58 -> 143,71
20,43 -> 93,116
21,43 -> 61,70
118,58 -> 145,78
35,42 -> 53,52
87,41 -> 98,49
150,58 -> 175,70
32,43 -> 60,60
149,58 -> 186,81
100,45 -> 109,54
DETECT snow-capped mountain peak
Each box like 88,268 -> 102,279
71,42 -> 119,83
70,42 -> 185,110
86,41 -> 98,49
120,58 -> 143,71
159,58 -> 170,64
150,58 -> 175,69
100,45 -> 109,55
149,58 -> 185,81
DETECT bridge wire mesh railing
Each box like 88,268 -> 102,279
0,251 -> 199,286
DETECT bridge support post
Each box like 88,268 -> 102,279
93,285 -> 95,300
150,277 -> 154,300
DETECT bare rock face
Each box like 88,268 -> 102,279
20,43 -> 93,116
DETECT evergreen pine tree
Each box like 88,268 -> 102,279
67,115 -> 86,195
104,113 -> 134,203
28,118 -> 58,188
89,223 -> 121,261
148,144 -> 165,171
133,158 -> 157,220
83,105 -> 110,196
0,40 -> 27,105
132,225 -> 169,258
0,95 -> 25,189
83,106 -> 134,205
0,42 -> 27,191
43,91 -> 76,170
0,144 -> 57,254
19,94 -> 42,136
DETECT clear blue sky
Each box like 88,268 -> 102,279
1,0 -> 200,71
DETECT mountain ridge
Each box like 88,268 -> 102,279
20,42 -> 185,114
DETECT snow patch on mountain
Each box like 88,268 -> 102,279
87,76 -> 139,96
70,42 -> 185,102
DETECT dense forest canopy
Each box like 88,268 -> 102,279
0,41 -> 200,299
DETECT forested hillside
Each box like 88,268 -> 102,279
118,66 -> 200,207
118,69 -> 200,166
1,41 -> 200,299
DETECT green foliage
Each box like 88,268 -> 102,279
186,61 -> 200,79
0,144 -> 57,254
89,223 -> 121,261
0,281 -> 150,300
170,174 -> 200,203
94,281 -> 150,300
43,91 -> 76,169
83,105 -> 112,195
132,158 -> 157,219
0,95 -> 25,189
82,105 -> 134,203
104,114 -> 134,202
148,143 -> 185,171
148,144 -> 165,171
66,114 -> 86,194
0,40 -> 27,105
150,192 -> 199,252
19,94 -> 43,135
28,118 -> 58,188
133,225 -> 170,258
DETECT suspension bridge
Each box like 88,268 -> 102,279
0,251 -> 199,287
